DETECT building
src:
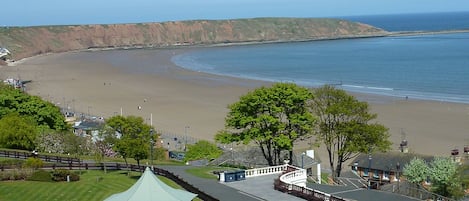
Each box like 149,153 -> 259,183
72,120 -> 103,140
351,152 -> 433,188
291,150 -> 322,184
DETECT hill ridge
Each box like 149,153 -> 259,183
0,18 -> 388,60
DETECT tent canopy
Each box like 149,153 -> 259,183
104,167 -> 197,201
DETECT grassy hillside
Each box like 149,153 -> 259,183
0,18 -> 388,60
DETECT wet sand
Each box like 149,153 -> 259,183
1,48 -> 468,162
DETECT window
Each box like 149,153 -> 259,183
374,170 -> 379,179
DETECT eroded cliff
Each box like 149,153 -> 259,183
0,18 -> 388,60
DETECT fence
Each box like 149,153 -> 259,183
0,150 -> 81,164
392,183 -> 456,201
274,178 -> 347,201
0,150 -> 218,201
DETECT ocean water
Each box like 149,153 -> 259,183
342,11 -> 469,32
172,12 -> 469,103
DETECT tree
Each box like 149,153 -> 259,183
0,113 -> 38,150
92,126 -> 118,173
309,85 -> 391,179
216,83 -> 315,166
0,84 -> 68,131
185,140 -> 223,162
403,157 -> 430,185
453,164 -> 469,199
35,129 -> 68,154
105,115 -> 153,168
428,157 -> 463,198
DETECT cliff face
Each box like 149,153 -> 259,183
0,18 -> 388,60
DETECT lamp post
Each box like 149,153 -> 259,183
150,128 -> 154,168
396,162 -> 400,192
368,149 -> 372,190
184,126 -> 189,152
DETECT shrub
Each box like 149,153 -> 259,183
24,157 -> 44,169
28,170 -> 52,182
0,159 -> 24,168
0,169 -> 31,181
52,169 -> 80,182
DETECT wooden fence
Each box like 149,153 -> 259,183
0,150 -> 218,201
274,178 -> 347,201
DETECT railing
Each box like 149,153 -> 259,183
272,164 -> 347,201
245,164 -> 288,177
279,166 -> 307,187
274,177 -> 347,201
0,150 -> 81,164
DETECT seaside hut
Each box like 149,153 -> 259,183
103,167 -> 197,201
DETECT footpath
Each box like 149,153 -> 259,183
159,165 -> 265,201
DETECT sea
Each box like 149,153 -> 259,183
172,12 -> 469,103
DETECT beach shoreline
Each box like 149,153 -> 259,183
1,47 -> 468,163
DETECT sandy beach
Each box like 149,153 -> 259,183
1,48 -> 468,163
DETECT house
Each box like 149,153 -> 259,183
351,152 -> 433,188
72,120 -> 103,141
291,150 -> 322,184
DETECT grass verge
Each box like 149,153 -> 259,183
185,166 -> 237,180
0,170 -> 198,201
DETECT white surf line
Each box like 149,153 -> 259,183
330,188 -> 364,195
237,191 -> 267,201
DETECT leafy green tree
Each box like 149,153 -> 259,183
0,113 -> 38,150
403,157 -> 430,185
184,140 -> 223,162
105,115 -> 153,168
0,84 -> 68,131
309,85 -> 391,179
453,164 -> 469,199
428,157 -> 462,198
216,83 -> 315,166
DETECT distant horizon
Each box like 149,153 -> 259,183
3,0 -> 469,27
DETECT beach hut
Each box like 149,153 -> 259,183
103,167 -> 197,201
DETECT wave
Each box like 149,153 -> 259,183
342,84 -> 394,91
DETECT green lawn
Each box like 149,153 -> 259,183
185,166 -> 238,180
0,170 -> 194,201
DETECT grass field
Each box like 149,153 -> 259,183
0,170 -> 193,201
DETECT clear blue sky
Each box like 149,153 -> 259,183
4,0 -> 469,26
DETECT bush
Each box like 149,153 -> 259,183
219,163 -> 247,169
0,169 -> 31,181
24,157 -> 44,169
52,169 -> 80,182
28,170 -> 52,182
0,159 -> 24,168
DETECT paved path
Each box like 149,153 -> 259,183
160,165 -> 420,201
223,174 -> 304,201
159,165 -> 267,201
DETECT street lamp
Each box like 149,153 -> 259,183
396,162 -> 400,192
184,126 -> 189,152
368,149 -> 372,190
150,128 -> 154,169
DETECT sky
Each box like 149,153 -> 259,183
3,0 -> 469,26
